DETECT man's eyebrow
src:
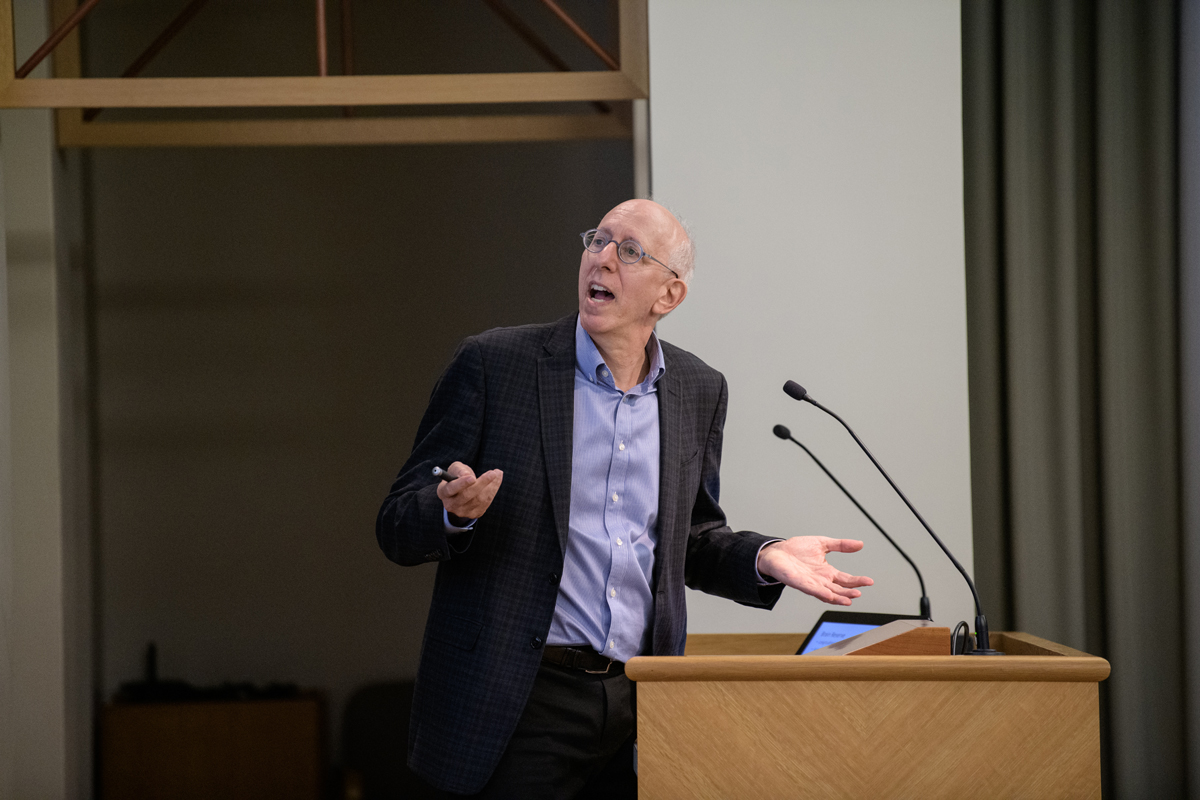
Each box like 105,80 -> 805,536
598,227 -> 641,245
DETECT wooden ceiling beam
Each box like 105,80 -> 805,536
56,112 -> 632,148
618,0 -> 648,96
20,0 -> 649,147
1,71 -> 644,108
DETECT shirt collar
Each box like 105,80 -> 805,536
575,316 -> 666,392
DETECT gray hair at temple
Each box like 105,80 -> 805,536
656,202 -> 696,285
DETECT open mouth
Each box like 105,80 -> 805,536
588,283 -> 615,302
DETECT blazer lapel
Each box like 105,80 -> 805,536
538,316 -> 577,556
654,361 -> 683,583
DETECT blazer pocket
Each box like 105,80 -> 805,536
675,448 -> 702,497
427,614 -> 485,651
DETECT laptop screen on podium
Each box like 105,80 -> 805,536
798,611 -> 924,655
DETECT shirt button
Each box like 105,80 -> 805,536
530,636 -> 543,649
619,442 -> 625,451
602,369 -> 609,377
616,537 -> 623,546
610,588 -> 617,597
612,493 -> 619,502
609,640 -> 616,649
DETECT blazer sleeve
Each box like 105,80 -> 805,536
683,375 -> 786,609
376,337 -> 486,566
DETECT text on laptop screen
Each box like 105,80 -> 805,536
800,622 -> 879,654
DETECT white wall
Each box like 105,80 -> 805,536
0,123 -> 13,800
0,106 -> 73,800
0,3 -> 92,796
651,1 -> 976,632
1180,0 -> 1200,778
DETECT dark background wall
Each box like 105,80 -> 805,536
83,0 -> 631,763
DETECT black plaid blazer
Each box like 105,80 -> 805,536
376,314 -> 783,794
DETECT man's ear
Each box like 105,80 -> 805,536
652,279 -> 688,317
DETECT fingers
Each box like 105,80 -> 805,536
807,581 -> 858,605
812,585 -> 853,606
776,570 -> 856,606
439,467 -> 504,520
470,470 -> 504,511
436,461 -> 479,500
442,461 -> 477,489
770,536 -> 870,606
833,571 -> 874,588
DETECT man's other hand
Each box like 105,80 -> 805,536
437,462 -> 503,521
756,537 -> 873,606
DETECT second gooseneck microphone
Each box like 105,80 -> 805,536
772,424 -> 931,620
783,380 -> 1003,655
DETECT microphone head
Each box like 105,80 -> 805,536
772,424 -> 791,440
783,380 -> 809,402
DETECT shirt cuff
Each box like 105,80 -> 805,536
755,539 -> 785,585
443,507 -> 478,533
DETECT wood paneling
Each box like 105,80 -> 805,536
636,679 -> 1101,799
627,653 -> 1110,682
685,632 -> 808,656
848,626 -> 950,656
636,632 -> 1107,797
101,698 -> 323,800
991,631 -> 1094,657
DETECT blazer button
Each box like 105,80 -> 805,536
548,572 -> 560,585
530,636 -> 544,649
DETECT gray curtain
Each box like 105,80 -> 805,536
962,1 -> 1191,796
1180,0 -> 1200,791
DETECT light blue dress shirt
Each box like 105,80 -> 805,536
443,320 -> 781,660
545,319 -> 666,662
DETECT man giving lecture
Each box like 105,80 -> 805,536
376,199 -> 873,798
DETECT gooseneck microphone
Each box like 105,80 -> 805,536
783,380 -> 1003,655
772,424 -> 931,620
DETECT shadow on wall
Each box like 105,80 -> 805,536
341,682 -> 437,799
81,0 -> 634,781
91,139 -> 633,771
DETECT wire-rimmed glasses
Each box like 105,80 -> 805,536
579,229 -> 679,279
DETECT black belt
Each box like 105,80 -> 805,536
542,645 -> 624,674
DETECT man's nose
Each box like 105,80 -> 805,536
597,241 -> 620,267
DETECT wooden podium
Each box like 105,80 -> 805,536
626,631 -> 1110,799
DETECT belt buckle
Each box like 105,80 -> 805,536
584,659 -> 613,675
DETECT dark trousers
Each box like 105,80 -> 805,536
467,658 -> 637,799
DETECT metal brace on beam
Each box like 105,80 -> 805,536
84,0 -> 210,121
483,0 -> 610,115
15,0 -> 100,78
537,0 -> 618,71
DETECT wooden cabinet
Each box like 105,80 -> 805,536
101,696 -> 324,800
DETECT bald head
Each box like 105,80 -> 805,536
603,199 -> 694,284
578,198 -> 692,350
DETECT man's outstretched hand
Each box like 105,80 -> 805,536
437,461 -> 503,521
756,537 -> 874,606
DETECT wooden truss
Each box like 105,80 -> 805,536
0,0 -> 646,147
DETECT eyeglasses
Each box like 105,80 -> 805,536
580,229 -> 679,279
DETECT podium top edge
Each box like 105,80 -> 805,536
624,655 -> 1111,683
